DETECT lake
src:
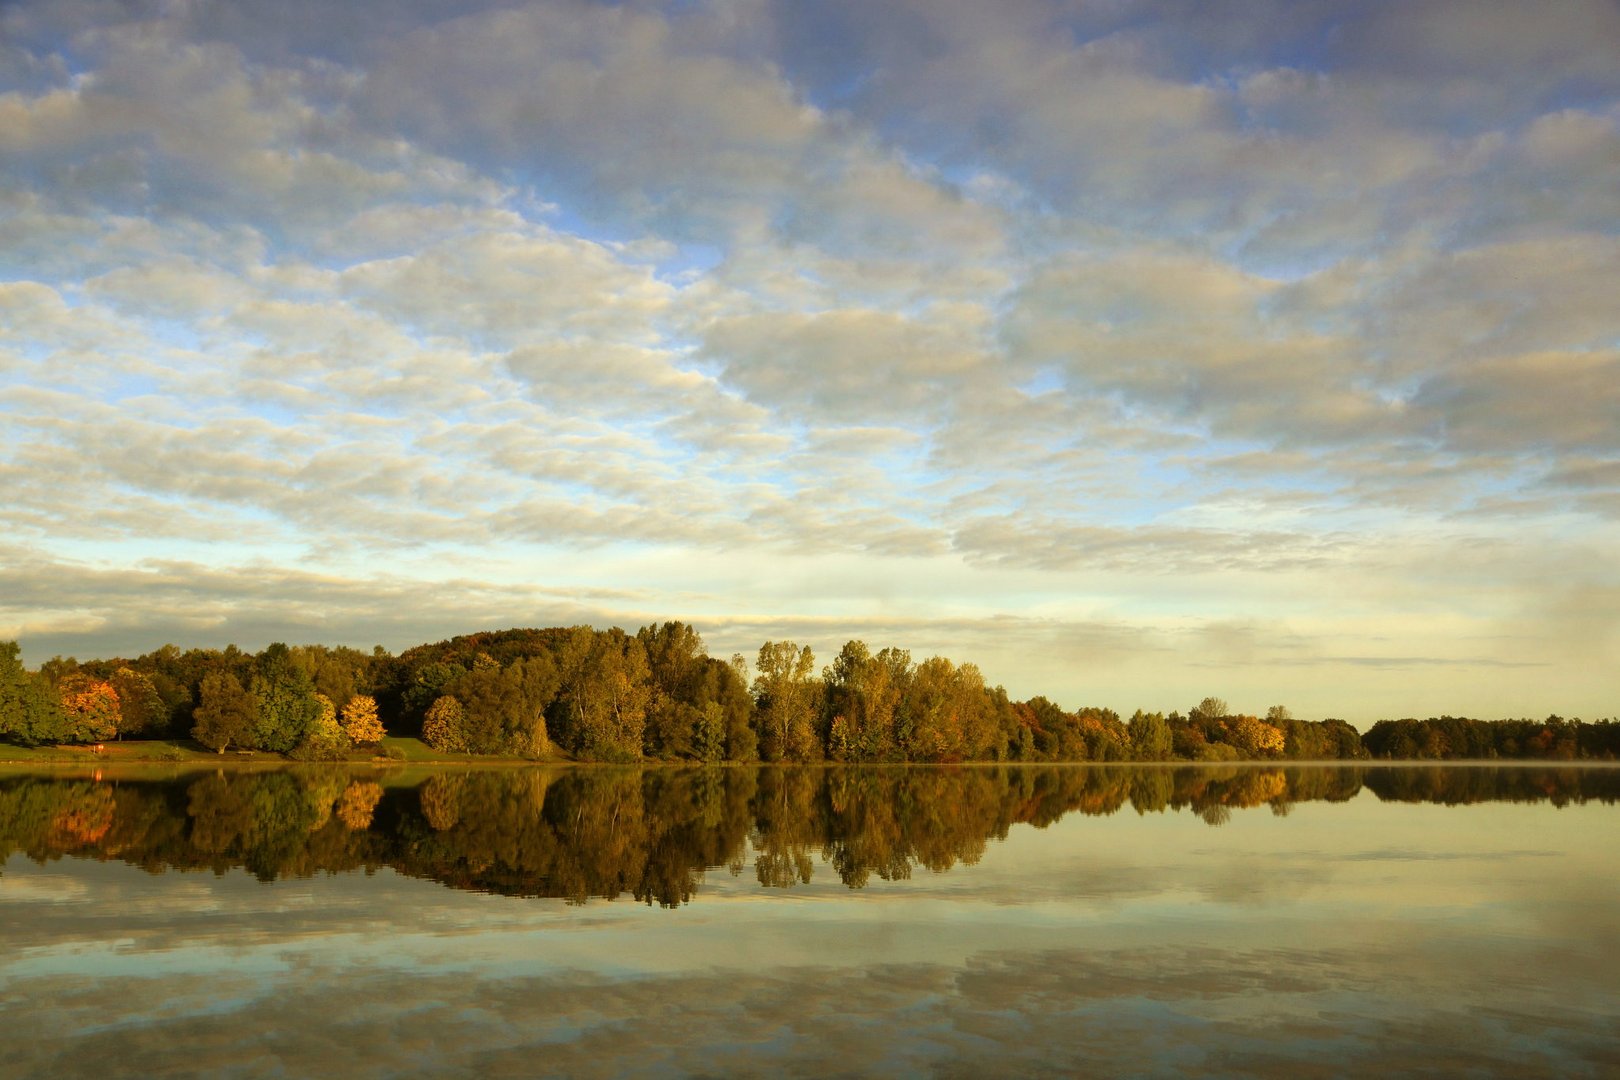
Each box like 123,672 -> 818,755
2,764 -> 1617,1077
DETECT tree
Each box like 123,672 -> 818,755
0,641 -> 67,746
1191,697 -> 1230,722
402,661 -> 469,727
551,627 -> 648,761
58,674 -> 120,743
1225,714 -> 1286,758
295,694 -> 351,760
192,671 -> 256,753
110,667 -> 166,738
825,641 -> 905,761
754,640 -> 819,762
693,701 -> 726,762
904,656 -> 989,761
422,695 -> 468,754
450,656 -> 556,756
638,621 -> 707,759
249,644 -> 322,753
1128,710 -> 1173,761
716,655 -> 758,762
341,694 -> 384,746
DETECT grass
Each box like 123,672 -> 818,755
377,736 -> 442,762
0,736 -> 568,769
0,739 -> 209,764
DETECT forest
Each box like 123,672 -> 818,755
1,625 -> 1616,762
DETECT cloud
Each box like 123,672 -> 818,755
0,0 -> 1616,722
702,306 -> 990,425
339,229 -> 675,349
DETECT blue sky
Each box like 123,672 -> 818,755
1,0 -> 1617,722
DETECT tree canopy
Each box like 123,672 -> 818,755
2,629 -> 1614,762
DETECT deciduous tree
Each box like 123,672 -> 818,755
249,644 -> 322,752
754,640 -> 819,762
422,695 -> 468,753
192,671 -> 256,753
341,694 -> 384,746
58,674 -> 120,744
0,641 -> 67,746
295,694 -> 351,760
110,667 -> 165,738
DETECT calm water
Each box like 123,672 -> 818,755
1,764 -> 1617,1078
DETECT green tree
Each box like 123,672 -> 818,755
638,621 -> 708,759
1128,710 -> 1173,761
192,671 -> 256,753
291,644 -> 371,712
110,667 -> 166,738
0,641 -> 67,746
451,655 -> 557,756
693,701 -> 726,762
248,644 -> 322,753
294,694 -> 351,760
718,654 -> 758,762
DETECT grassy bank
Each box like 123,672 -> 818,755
0,736 -> 565,768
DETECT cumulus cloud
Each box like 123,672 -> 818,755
0,0 -> 1616,720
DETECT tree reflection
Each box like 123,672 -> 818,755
1,764 -> 1617,903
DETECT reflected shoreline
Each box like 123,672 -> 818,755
4,764 -> 1617,906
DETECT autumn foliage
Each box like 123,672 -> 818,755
5,628 -> 1617,762
58,675 -> 120,744
341,695 -> 384,745
422,695 -> 467,754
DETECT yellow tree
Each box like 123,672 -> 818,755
1226,714 -> 1286,758
340,694 -> 384,746
422,695 -> 467,753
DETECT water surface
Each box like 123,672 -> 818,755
2,764 -> 1616,1077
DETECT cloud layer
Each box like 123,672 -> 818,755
1,1 -> 1616,720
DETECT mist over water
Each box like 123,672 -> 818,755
2,764 -> 1617,1077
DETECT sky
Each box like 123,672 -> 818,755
1,0 -> 1617,724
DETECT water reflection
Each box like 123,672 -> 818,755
3,764 -> 1616,905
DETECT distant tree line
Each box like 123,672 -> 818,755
1361,715 -> 1619,761
2,629 -> 1616,761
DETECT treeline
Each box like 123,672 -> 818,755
2,628 -> 1616,761
1362,715 -> 1620,761
5,765 -> 1616,906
